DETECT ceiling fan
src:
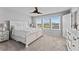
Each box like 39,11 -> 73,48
31,7 -> 42,14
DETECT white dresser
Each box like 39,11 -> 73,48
66,29 -> 79,51
0,21 -> 9,42
0,31 -> 9,42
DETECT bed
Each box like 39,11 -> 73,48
10,21 -> 43,47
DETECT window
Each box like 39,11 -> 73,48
51,16 -> 60,29
36,19 -> 43,29
43,19 -> 51,29
35,16 -> 60,29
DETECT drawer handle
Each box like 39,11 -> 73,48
74,39 -> 76,40
73,45 -> 75,47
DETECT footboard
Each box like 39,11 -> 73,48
12,29 -> 43,48
26,31 -> 43,47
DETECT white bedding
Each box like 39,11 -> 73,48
12,28 -> 43,47
12,28 -> 42,35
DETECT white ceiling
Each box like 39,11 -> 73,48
5,7 -> 71,16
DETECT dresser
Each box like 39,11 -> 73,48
0,21 -> 9,42
0,31 -> 9,42
66,29 -> 79,51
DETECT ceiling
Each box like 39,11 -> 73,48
5,7 -> 71,17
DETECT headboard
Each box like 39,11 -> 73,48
10,20 -> 30,30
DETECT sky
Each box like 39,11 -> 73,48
51,16 -> 60,23
36,16 -> 60,24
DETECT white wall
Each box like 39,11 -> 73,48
0,8 -> 32,27
0,8 -> 10,21
77,9 -> 79,30
62,13 -> 71,37
7,8 -> 32,24
9,12 -> 32,27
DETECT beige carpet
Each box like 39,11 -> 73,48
0,33 -> 67,51
25,34 -> 67,51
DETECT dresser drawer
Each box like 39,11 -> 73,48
0,37 -> 8,42
0,31 -> 9,42
3,31 -> 9,35
0,31 -> 9,35
0,32 -> 3,36
71,42 -> 79,51
66,39 -> 72,51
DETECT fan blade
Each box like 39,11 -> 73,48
35,7 -> 38,11
37,12 -> 42,14
30,7 -> 42,14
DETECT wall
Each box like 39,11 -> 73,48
0,8 -> 32,28
32,9 -> 70,25
62,13 -> 71,37
77,9 -> 79,30
0,8 -> 10,21
9,12 -> 32,28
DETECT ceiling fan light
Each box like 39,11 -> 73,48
31,7 -> 42,14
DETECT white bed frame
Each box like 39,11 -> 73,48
12,29 -> 43,47
10,20 -> 43,47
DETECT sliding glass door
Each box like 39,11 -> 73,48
43,18 -> 51,29
51,16 -> 60,29
35,16 -> 61,30
36,19 -> 43,29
